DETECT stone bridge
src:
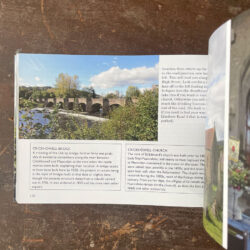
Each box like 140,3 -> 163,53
35,97 -> 137,114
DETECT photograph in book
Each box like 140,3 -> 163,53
18,54 -> 159,141
228,10 -> 250,250
203,23 -> 228,245
15,54 -> 207,206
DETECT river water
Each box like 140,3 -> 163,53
19,109 -> 96,133
19,109 -> 50,127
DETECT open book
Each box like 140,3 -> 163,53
15,9 -> 250,250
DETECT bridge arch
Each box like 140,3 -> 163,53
46,102 -> 54,107
110,104 -> 121,111
91,103 -> 102,113
108,98 -> 126,106
68,102 -> 74,110
57,101 -> 63,109
78,103 -> 86,112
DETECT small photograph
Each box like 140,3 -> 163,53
18,54 -> 159,141
228,10 -> 250,250
204,126 -> 224,245
203,23 -> 228,246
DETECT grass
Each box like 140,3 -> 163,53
203,206 -> 223,245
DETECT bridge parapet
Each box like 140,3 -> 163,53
109,98 -> 126,106
41,97 -> 136,113
56,98 -> 64,103
78,98 -> 87,104
92,98 -> 103,105
47,98 -> 55,103
68,98 -> 74,103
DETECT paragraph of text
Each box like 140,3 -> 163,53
160,66 -> 207,124
126,145 -> 204,193
30,143 -> 122,191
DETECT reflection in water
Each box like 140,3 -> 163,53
19,109 -> 94,138
19,109 -> 50,127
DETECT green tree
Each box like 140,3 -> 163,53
47,88 -> 56,98
95,89 -> 158,141
133,90 -> 158,140
19,87 -> 33,99
31,89 -> 42,99
105,93 -> 118,99
20,89 -> 158,141
125,86 -> 140,98
87,87 -> 96,98
55,73 -> 79,98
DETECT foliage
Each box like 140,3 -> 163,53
134,90 -> 158,140
19,89 -> 158,141
105,92 -> 119,99
203,209 -> 222,245
19,87 -> 33,99
203,204 -> 223,246
47,88 -> 56,97
228,160 -> 248,190
20,86 -> 93,100
55,73 -> 79,98
207,205 -> 222,230
212,184 -> 217,192
99,104 -> 138,140
125,86 -> 141,98
31,89 -> 53,99
19,86 -> 55,100
19,109 -> 49,139
19,74 -> 101,101
86,87 -> 96,98
96,90 -> 158,140
19,98 -> 37,109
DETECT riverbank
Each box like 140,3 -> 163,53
33,108 -> 108,122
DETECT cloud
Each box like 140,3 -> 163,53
19,82 -> 32,87
81,84 -> 93,92
18,77 -> 46,87
35,83 -> 46,87
139,87 -> 151,93
18,77 -> 31,87
35,76 -> 40,81
19,82 -> 46,87
90,63 -> 158,89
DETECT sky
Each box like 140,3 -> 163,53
18,54 -> 159,96
206,22 -> 229,141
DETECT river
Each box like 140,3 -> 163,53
19,108 -> 107,132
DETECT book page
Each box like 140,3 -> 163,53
227,10 -> 250,250
15,54 -> 207,207
203,21 -> 231,248
159,55 -> 207,145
